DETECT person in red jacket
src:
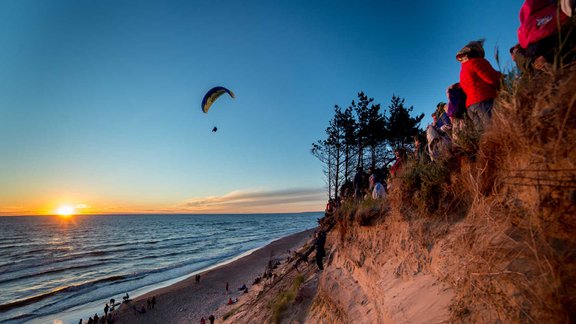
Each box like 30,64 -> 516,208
456,40 -> 501,132
518,0 -> 570,70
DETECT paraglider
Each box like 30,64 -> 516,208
212,126 -> 218,132
201,86 -> 235,113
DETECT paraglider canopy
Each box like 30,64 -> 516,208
201,86 -> 235,113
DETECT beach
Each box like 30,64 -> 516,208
113,228 -> 316,324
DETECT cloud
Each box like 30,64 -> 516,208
179,187 -> 326,213
0,206 -> 35,216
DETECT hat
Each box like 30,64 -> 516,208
456,39 -> 485,61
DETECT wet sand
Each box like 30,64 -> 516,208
114,228 -> 315,324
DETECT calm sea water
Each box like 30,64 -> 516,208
0,213 -> 320,323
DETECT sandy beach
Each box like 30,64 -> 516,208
113,228 -> 316,324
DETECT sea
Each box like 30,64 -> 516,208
0,213 -> 320,324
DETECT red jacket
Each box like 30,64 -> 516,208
518,0 -> 569,48
459,58 -> 501,107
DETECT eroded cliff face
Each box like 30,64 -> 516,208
306,216 -> 454,324
222,66 -> 576,323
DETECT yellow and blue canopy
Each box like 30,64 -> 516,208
201,86 -> 235,113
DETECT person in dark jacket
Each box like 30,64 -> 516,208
315,231 -> 327,270
353,167 -> 364,200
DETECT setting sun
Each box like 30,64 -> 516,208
55,205 -> 76,217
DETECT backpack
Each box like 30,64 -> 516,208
446,83 -> 467,119
518,0 -> 569,48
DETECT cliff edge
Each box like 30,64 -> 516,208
218,66 -> 576,323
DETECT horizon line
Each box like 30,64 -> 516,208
0,210 -> 325,217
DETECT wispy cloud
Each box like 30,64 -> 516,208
0,206 -> 35,216
178,187 -> 326,213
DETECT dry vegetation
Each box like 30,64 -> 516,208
217,66 -> 575,324
332,65 -> 576,323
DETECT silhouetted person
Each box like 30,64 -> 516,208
151,296 -> 156,309
104,303 -> 109,316
315,231 -> 326,270
353,167 -> 364,200
209,314 -> 215,324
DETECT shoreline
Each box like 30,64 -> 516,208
114,228 -> 315,323
25,228 -> 316,324
58,227 -> 317,324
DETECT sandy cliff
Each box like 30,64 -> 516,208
221,66 -> 576,323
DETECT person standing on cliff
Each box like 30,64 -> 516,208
315,231 -> 327,270
456,39 -> 501,132
353,167 -> 364,200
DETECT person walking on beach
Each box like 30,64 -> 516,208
151,296 -> 156,309
225,281 -> 229,294
201,317 -> 206,324
147,298 -> 151,310
104,303 -> 109,316
209,314 -> 215,324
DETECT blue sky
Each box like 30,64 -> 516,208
0,0 -> 523,215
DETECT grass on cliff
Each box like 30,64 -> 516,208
404,65 -> 576,322
270,275 -> 305,324
331,63 -> 576,322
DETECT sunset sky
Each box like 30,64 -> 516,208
0,0 -> 523,215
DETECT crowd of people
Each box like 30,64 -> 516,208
78,294 -> 129,324
428,0 -> 575,161
327,0 -> 575,205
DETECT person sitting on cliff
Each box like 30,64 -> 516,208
325,199 -> 335,216
389,148 -> 406,178
370,175 -> 386,200
517,0 -> 574,71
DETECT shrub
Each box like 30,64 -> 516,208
270,275 -> 305,323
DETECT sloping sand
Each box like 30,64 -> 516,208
115,229 -> 315,324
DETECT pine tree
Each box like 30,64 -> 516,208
385,95 -> 424,151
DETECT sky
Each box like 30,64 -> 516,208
0,0 -> 524,215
